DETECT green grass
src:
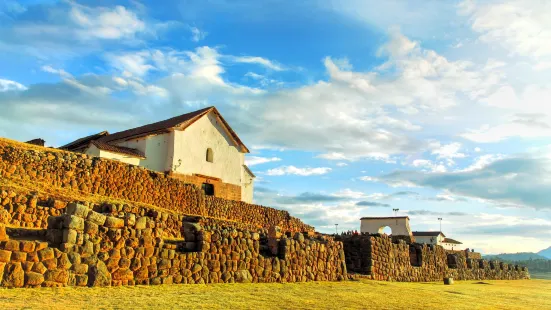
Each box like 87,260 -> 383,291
0,279 -> 549,310
531,272 -> 551,280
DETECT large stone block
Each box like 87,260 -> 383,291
63,215 -> 85,231
135,217 -> 147,230
89,261 -> 111,287
11,251 -> 27,262
2,262 -> 24,287
0,225 -> 8,241
62,229 -> 78,244
38,248 -> 55,261
4,240 -> 20,251
44,269 -> 69,283
66,203 -> 89,218
0,250 -> 11,263
104,216 -> 125,228
25,271 -> 45,286
87,211 -> 106,226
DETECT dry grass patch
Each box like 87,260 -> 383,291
0,279 -> 549,310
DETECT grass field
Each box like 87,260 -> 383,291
532,272 -> 551,280
0,279 -> 549,310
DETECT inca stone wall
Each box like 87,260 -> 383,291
0,138 -> 312,233
0,201 -> 346,288
339,234 -> 529,282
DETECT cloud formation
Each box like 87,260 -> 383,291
377,156 -> 551,209
265,166 -> 332,176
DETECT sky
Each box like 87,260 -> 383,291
1,0 -> 551,254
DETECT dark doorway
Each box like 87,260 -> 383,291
202,183 -> 214,196
447,254 -> 458,269
409,245 -> 423,267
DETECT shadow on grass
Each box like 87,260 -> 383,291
446,291 -> 466,295
473,282 -> 492,285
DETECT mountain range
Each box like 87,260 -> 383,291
484,246 -> 551,261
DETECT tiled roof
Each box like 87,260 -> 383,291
97,106 -> 249,153
90,140 -> 145,159
243,165 -> 255,178
60,131 -> 109,151
412,231 -> 446,237
442,238 -> 462,244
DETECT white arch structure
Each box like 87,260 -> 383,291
360,216 -> 413,236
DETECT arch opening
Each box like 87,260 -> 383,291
378,226 -> 392,235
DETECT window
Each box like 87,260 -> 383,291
206,148 -> 213,162
202,183 -> 214,196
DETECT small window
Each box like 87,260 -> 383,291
206,148 -> 213,162
202,183 -> 214,196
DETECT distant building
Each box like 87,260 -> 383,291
360,216 -> 412,236
412,231 -> 463,250
25,138 -> 45,147
60,106 -> 255,203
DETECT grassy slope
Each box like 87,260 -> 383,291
0,280 -> 550,310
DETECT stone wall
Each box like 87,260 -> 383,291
0,202 -> 346,288
0,138 -> 312,233
338,234 -> 530,282
169,172 -> 242,202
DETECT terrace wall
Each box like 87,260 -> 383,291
338,234 -> 530,282
0,139 -> 312,233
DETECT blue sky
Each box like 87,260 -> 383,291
1,0 -> 551,254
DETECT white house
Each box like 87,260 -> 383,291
412,231 -> 463,250
60,106 -> 255,203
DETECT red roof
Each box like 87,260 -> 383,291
90,140 -> 145,159
98,106 -> 249,153
413,231 -> 446,237
442,237 -> 462,244
60,131 -> 109,151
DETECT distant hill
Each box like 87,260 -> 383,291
538,246 -> 551,259
484,252 -> 549,261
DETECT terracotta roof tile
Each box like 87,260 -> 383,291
412,231 -> 446,237
243,165 -> 255,178
90,140 -> 145,159
60,131 -> 109,150
442,237 -> 462,244
97,107 -> 249,153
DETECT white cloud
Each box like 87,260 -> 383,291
463,0 -> 551,61
70,4 -> 145,40
459,154 -> 505,172
377,155 -> 551,209
190,26 -> 207,42
0,78 -> 26,92
245,156 -> 282,166
266,166 -> 332,176
412,159 -> 447,172
227,55 -> 285,71
41,65 -> 73,79
429,142 -> 466,166
336,162 -> 348,167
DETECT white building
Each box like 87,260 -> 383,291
412,231 -> 463,250
60,106 -> 255,203
360,216 -> 413,236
